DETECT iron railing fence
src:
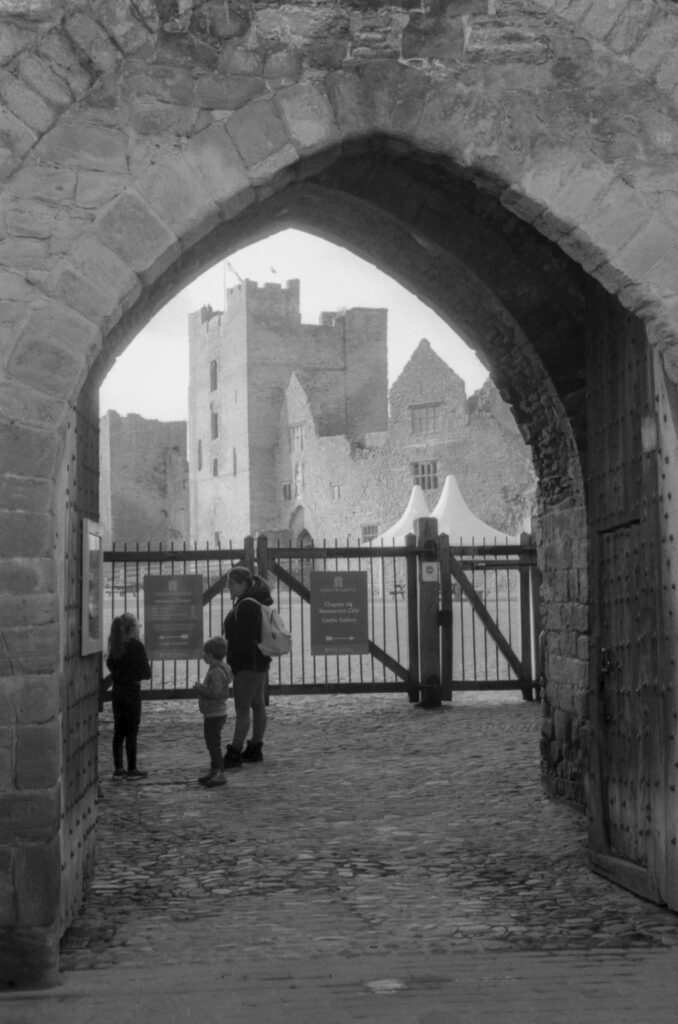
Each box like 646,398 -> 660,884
101,536 -> 538,699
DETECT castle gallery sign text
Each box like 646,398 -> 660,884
310,571 -> 369,656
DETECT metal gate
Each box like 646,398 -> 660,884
101,526 -> 539,701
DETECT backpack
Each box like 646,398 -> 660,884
239,597 -> 292,657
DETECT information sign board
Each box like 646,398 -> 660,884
310,571 -> 369,656
81,518 -> 103,655
144,575 -> 204,660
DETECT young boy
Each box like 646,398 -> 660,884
194,636 -> 232,788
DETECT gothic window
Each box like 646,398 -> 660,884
211,408 -> 218,439
210,360 -> 218,392
411,461 -> 438,490
330,483 -> 341,500
361,524 -> 379,541
197,439 -> 202,471
282,482 -> 292,501
409,403 -> 441,435
289,424 -> 304,452
212,458 -> 218,477
294,462 -> 304,497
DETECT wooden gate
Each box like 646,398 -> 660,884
101,529 -> 539,701
586,285 -> 667,903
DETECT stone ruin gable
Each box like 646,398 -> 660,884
276,371 -> 318,541
99,410 -> 189,547
292,364 -> 348,439
389,338 -> 468,442
385,338 -> 468,514
460,377 -> 537,535
278,370 -> 388,543
379,342 -> 535,535
275,340 -> 533,544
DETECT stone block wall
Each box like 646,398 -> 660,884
2,0 -> 678,983
189,279 -> 389,543
274,338 -> 537,546
537,501 -> 589,808
100,411 -> 188,547
343,308 -> 389,439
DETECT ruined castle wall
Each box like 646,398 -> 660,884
276,337 -> 536,545
189,279 -> 390,541
343,308 -> 389,438
101,411 -> 188,546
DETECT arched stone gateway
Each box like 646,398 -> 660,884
1,0 -> 678,987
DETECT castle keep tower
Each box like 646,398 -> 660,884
188,279 -> 388,544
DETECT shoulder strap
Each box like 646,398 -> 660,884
235,596 -> 264,616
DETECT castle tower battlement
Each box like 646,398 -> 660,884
225,278 -> 301,326
188,278 -> 388,544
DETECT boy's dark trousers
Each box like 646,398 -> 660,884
204,715 -> 226,769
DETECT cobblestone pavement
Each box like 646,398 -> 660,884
58,691 -> 678,973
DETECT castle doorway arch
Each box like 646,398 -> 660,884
2,0 -> 678,986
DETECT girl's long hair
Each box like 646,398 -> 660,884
107,613 -> 137,661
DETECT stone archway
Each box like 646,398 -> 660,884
2,0 -> 678,988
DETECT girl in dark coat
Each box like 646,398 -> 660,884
106,612 -> 151,780
222,567 -> 272,768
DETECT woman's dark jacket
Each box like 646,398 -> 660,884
223,582 -> 273,674
106,638 -> 151,703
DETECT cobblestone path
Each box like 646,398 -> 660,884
60,692 -> 678,972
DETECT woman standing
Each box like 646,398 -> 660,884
106,612 -> 151,780
222,567 -> 272,768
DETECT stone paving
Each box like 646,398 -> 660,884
58,691 -> 678,974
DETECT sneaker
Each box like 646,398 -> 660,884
112,769 -> 126,780
126,769 -> 148,780
203,770 -> 226,788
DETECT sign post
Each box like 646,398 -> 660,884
417,517 -> 442,707
144,575 -> 204,661
81,518 -> 103,656
310,571 -> 369,656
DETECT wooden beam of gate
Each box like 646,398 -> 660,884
271,561 -> 409,683
269,561 -> 310,602
202,572 -> 230,605
367,639 -> 410,682
447,550 -> 524,679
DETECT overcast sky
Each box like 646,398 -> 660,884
99,228 -> 489,422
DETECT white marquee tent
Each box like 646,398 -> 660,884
431,475 -> 521,546
372,484 -> 430,545
373,474 -> 521,547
